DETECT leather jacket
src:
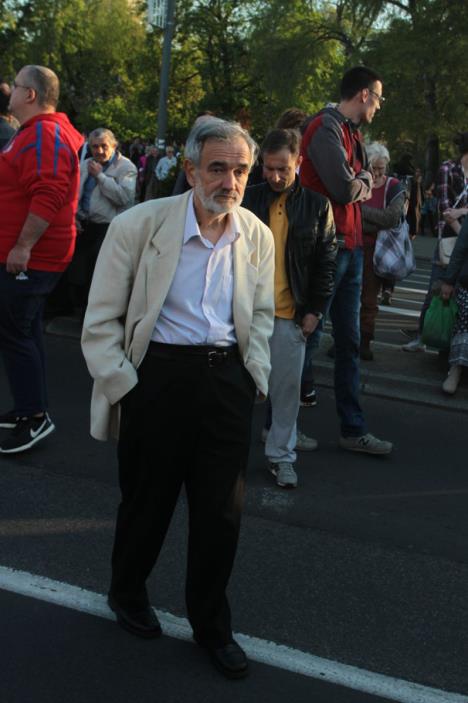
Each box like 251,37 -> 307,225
242,176 -> 337,320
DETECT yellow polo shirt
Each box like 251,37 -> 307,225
269,192 -> 295,319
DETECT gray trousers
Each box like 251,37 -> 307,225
265,317 -> 306,464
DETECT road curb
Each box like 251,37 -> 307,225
313,350 -> 468,414
45,316 -> 468,414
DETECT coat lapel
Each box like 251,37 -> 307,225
144,193 -> 190,312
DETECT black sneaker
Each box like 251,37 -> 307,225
300,388 -> 317,407
0,413 -> 55,454
0,411 -> 19,429
380,291 -> 392,306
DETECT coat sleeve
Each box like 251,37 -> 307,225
305,197 -> 337,314
307,114 -> 372,205
15,121 -> 80,223
362,190 -> 406,233
95,160 -> 137,209
81,216 -> 138,405
244,224 -> 275,397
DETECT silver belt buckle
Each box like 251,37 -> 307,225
208,350 -> 228,367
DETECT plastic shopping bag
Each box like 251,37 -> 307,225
421,296 -> 458,350
373,219 -> 416,281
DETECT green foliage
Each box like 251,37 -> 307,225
362,0 -> 468,163
1,0 -> 466,163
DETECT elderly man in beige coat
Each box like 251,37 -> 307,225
81,118 -> 274,680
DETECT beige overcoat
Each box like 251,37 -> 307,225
81,190 -> 275,440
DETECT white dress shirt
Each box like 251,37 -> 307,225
151,193 -> 240,346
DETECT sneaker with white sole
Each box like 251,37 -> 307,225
300,388 -> 317,407
0,411 -> 19,429
268,461 -> 298,488
296,431 -> 318,451
402,337 -> 426,353
339,433 -> 392,455
0,413 -> 55,454
442,365 -> 462,394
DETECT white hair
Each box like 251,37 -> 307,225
185,117 -> 258,170
366,142 -> 390,165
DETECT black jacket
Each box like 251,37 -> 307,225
242,176 -> 337,320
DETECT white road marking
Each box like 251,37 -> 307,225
0,565 -> 466,703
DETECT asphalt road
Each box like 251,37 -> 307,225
1,334 -> 467,701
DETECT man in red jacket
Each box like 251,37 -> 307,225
0,65 -> 83,454
300,66 -> 392,454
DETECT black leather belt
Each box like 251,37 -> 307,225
148,342 -> 239,367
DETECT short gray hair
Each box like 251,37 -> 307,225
23,65 -> 60,108
366,141 -> 390,165
88,128 -> 118,147
184,117 -> 258,170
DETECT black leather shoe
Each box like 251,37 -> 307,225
107,594 -> 162,639
197,639 -> 249,679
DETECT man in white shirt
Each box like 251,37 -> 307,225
81,118 -> 274,679
155,144 -> 177,181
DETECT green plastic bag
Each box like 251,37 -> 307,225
421,296 -> 458,350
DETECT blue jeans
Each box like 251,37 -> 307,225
302,248 -> 366,437
0,264 -> 61,416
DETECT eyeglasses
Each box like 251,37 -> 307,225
11,81 -> 32,91
368,89 -> 385,106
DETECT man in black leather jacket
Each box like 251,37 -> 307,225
242,128 -> 337,489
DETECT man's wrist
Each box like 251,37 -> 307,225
13,240 -> 32,253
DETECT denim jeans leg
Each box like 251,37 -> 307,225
329,248 -> 366,437
0,265 -> 61,416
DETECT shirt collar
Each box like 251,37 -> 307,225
184,191 -> 241,246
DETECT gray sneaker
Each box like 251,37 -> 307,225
402,337 -> 426,353
296,431 -> 318,451
268,462 -> 298,488
339,433 -> 392,455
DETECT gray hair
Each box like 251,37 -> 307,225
366,141 -> 390,165
88,128 -> 118,147
184,117 -> 258,170
23,65 -> 60,108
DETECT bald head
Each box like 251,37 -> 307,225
22,65 -> 60,109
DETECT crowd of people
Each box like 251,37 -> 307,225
0,63 -> 467,680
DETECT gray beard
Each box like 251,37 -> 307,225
194,180 -> 239,215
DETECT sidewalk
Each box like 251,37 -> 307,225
412,233 -> 437,262
314,333 -> 468,415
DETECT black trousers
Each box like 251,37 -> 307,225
110,342 -> 256,646
67,220 -> 109,312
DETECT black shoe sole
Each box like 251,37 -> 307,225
108,597 -> 162,639
210,654 -> 249,680
194,639 -> 249,680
